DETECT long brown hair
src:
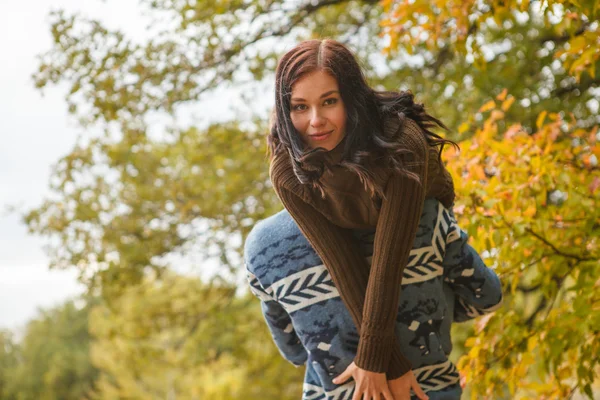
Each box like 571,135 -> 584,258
267,39 -> 459,199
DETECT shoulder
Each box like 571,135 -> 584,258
244,210 -> 304,268
401,118 -> 429,157
382,114 -> 429,155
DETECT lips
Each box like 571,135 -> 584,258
309,130 -> 333,141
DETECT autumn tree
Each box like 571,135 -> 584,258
445,94 -> 599,398
28,0 -> 599,293
378,0 -> 600,397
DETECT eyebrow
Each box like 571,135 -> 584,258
291,90 -> 339,102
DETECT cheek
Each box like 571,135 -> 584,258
334,108 -> 347,129
291,114 -> 307,133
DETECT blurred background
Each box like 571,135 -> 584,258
0,0 -> 598,399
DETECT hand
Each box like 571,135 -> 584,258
332,362 -> 395,400
388,370 -> 428,400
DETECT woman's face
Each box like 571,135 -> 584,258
289,70 -> 347,151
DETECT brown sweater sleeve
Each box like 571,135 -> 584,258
355,144 -> 428,378
355,121 -> 430,375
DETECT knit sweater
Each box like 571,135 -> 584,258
269,116 -> 456,379
244,199 -> 503,399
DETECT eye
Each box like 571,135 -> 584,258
291,104 -> 307,111
324,98 -> 338,105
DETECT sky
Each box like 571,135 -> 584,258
0,0 -> 271,332
0,0 -> 142,332
0,0 -> 404,333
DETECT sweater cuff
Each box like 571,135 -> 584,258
387,344 -> 412,380
355,333 -> 412,379
355,333 -> 392,373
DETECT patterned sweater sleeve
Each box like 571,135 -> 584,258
443,210 -> 503,322
270,155 -> 413,379
246,268 -> 308,367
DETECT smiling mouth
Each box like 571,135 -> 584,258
309,130 -> 333,140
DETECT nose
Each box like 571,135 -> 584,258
310,109 -> 326,128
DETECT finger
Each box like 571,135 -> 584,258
382,386 -> 395,400
333,366 -> 352,385
393,392 -> 409,400
411,380 -> 429,400
351,385 -> 363,400
459,372 -> 467,389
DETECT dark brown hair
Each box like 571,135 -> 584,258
267,39 -> 459,199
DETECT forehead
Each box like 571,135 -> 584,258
291,70 -> 339,98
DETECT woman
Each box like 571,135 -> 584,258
268,39 -> 459,400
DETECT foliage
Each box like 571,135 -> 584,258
0,330 -> 18,399
27,0 -> 600,293
23,121 -> 278,295
381,0 -> 600,82
88,273 -> 303,399
445,92 -> 599,398
34,1 -> 384,127
0,301 -> 98,400
378,0 -> 600,132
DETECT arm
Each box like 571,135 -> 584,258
357,123 -> 429,378
246,268 -> 308,367
357,172 -> 426,376
443,211 -> 503,322
272,184 -> 412,378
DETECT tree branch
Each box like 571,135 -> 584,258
517,283 -> 542,293
551,78 -> 600,97
525,227 -> 596,262
525,296 -> 547,328
538,22 -> 589,45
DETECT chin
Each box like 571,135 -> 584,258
326,137 -> 344,150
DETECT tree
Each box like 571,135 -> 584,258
0,330 -> 18,399
27,0 -> 390,294
88,272 -> 304,399
24,121 -> 279,297
378,1 -> 599,397
27,0 -> 599,295
1,301 -> 98,400
444,92 -> 599,398
379,0 -> 599,132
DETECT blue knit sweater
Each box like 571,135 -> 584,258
244,199 -> 503,399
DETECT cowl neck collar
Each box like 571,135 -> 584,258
296,136 -> 348,176
322,135 -> 347,166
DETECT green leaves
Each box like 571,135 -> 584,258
0,302 -> 99,400
88,274 -> 304,399
34,1 -> 385,126
24,120 -> 280,296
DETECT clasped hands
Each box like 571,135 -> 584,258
332,361 -> 428,400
